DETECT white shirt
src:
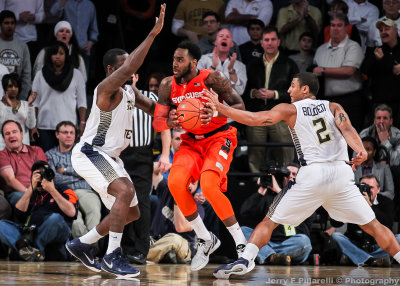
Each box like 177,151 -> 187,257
79,86 -> 136,158
290,98 -> 348,165
225,0 -> 273,46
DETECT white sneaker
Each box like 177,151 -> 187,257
191,232 -> 221,271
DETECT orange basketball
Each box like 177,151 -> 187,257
177,98 -> 206,131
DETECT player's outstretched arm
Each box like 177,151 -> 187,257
205,71 -> 244,112
99,4 -> 166,98
204,88 -> 292,126
133,86 -> 156,116
331,102 -> 367,170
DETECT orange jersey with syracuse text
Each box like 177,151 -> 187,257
171,69 -> 227,134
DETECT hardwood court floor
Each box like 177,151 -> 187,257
0,261 -> 399,285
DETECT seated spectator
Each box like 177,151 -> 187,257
148,161 -> 204,264
197,29 -> 247,96
0,160 -> 78,261
324,0 -> 361,45
196,11 -> 241,59
354,136 -> 394,200
240,163 -> 314,265
289,32 -> 314,72
33,20 -> 87,83
171,0 -> 225,44
0,120 -> 47,207
45,121 -> 101,238
330,174 -> 400,267
224,0 -> 273,46
0,73 -> 36,150
0,62 -> 9,99
361,19 -> 400,128
31,41 -> 87,152
276,0 -> 322,54
239,19 -> 265,66
359,104 -> 400,167
0,188 -> 11,220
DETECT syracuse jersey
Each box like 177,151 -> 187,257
171,69 -> 226,134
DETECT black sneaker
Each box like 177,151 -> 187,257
18,246 -> 44,261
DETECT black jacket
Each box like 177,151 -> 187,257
243,52 -> 299,112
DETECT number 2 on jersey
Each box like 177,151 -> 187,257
312,118 -> 331,144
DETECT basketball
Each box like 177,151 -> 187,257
177,98 -> 206,131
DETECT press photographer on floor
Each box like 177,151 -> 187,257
0,161 -> 78,261
240,163 -> 315,265
330,174 -> 400,267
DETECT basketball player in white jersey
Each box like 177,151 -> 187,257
65,4 -> 166,278
204,72 -> 400,279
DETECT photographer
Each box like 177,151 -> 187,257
240,163 -> 315,265
330,174 -> 400,267
0,161 -> 78,261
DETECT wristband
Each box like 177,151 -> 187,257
229,69 -> 236,75
153,103 -> 171,132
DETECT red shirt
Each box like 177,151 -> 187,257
171,69 -> 227,134
0,145 -> 47,188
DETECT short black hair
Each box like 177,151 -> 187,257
202,11 -> 220,22
31,160 -> 50,173
44,41 -> 70,69
177,41 -> 202,61
361,136 -> 378,151
0,10 -> 16,24
247,19 -> 265,31
2,73 -> 20,93
102,48 -> 127,72
330,0 -> 349,15
56,120 -> 76,133
1,120 -> 23,137
294,72 -> 319,96
299,31 -> 314,42
263,26 -> 279,37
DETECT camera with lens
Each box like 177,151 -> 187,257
38,165 -> 55,182
259,164 -> 290,189
357,182 -> 372,201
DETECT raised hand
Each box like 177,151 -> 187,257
228,53 -> 237,72
151,4 -> 166,36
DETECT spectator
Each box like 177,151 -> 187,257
367,0 -> 400,50
362,19 -> 400,127
0,188 -> 11,220
313,13 -> 365,131
330,174 -> 400,267
289,32 -> 314,72
0,62 -> 9,98
45,121 -> 101,238
0,10 -> 31,100
0,73 -> 36,150
276,0 -> 322,54
196,11 -> 241,58
0,120 -> 47,207
0,0 -> 45,65
224,0 -> 273,46
323,0 -> 361,45
171,0 -> 225,44
242,26 -> 298,172
239,19 -> 265,66
0,160 -> 78,261
354,137 -> 394,200
197,28 -> 247,96
240,163 -> 314,265
33,20 -> 87,83
50,0 -> 99,77
31,41 -> 87,152
359,104 -> 400,167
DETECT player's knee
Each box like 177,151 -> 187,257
168,171 -> 186,196
199,171 -> 220,199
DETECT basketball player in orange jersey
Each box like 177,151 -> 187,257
153,41 -> 247,271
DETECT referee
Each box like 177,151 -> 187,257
120,77 -> 170,264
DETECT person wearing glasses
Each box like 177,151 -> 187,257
45,121 -> 101,240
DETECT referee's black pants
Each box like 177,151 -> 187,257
120,145 -> 153,257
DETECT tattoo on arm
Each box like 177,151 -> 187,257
207,71 -> 232,101
262,118 -> 272,125
338,113 -> 347,124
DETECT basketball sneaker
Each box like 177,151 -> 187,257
213,257 -> 255,279
191,232 -> 221,271
101,247 -> 140,278
66,238 -> 101,272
